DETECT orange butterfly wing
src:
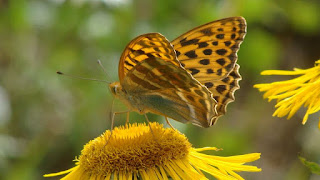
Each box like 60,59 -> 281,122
118,33 -> 180,82
171,17 -> 246,116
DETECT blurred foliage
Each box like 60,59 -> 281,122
0,0 -> 320,179
299,156 -> 320,175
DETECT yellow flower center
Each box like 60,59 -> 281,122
79,122 -> 191,175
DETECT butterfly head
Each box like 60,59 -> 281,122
109,82 -> 123,97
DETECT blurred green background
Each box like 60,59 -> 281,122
1,0 -> 320,179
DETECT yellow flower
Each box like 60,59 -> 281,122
254,60 -> 320,128
44,122 -> 261,180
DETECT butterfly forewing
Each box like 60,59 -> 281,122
171,17 -> 246,116
119,33 -> 180,82
172,17 -> 246,79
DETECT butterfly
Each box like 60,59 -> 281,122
109,17 -> 246,128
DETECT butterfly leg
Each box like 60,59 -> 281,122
103,110 -> 130,148
143,114 -> 154,133
144,114 -> 159,144
125,111 -> 130,126
164,116 -> 176,129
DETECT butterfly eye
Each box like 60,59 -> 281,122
109,83 -> 118,95
111,86 -> 117,95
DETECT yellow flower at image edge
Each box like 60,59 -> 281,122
254,60 -> 320,128
44,123 -> 261,180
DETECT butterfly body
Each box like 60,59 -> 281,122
110,17 -> 246,127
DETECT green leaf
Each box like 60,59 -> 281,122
299,156 -> 320,175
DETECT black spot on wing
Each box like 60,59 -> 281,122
216,34 -> 224,39
204,82 -> 213,88
216,58 -> 226,66
207,69 -> 214,74
180,38 -> 200,46
216,49 -> 227,56
185,50 -> 197,58
231,44 -> 238,51
222,77 -> 230,83
225,63 -> 233,70
189,68 -> 200,75
228,54 -> 236,62
200,28 -> 214,36
216,85 -> 227,94
203,49 -> 212,55
198,42 -> 209,48
230,80 -> 236,87
217,69 -> 222,76
199,59 -> 210,65
175,50 -> 181,57
224,41 -> 231,47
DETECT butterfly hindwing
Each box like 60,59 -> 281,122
142,89 -> 218,127
171,17 -> 246,116
122,57 -> 218,127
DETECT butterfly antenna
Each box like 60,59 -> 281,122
97,60 -> 112,82
57,71 -> 109,83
